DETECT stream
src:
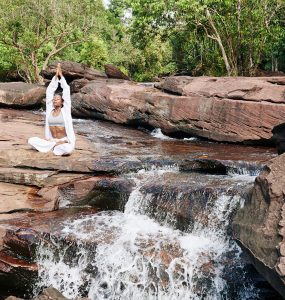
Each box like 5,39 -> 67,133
26,120 -> 280,299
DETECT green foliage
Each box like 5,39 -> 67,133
0,0 -> 285,82
79,38 -> 109,69
112,0 -> 285,77
0,0 -> 107,82
0,44 -> 17,71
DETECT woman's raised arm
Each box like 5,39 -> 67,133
57,63 -> 71,112
46,76 -> 59,109
59,75 -> 71,111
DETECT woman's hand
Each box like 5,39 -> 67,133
56,63 -> 63,78
58,63 -> 63,77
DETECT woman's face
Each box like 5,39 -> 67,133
53,95 -> 63,108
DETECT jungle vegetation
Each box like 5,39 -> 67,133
0,0 -> 284,82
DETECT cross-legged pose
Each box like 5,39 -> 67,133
28,63 -> 76,156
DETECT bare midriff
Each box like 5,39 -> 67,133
49,126 -> 67,139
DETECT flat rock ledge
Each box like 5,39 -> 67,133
71,75 -> 285,144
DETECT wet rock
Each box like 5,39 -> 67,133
33,287 -> 69,300
179,158 -> 262,175
272,123 -> 285,154
233,153 -> 285,298
0,208 -> 99,295
0,82 -> 45,108
0,168 -> 57,187
0,182 -> 57,213
139,172 -> 253,231
72,77 -> 285,144
39,176 -> 135,210
40,61 -> 107,81
4,287 -> 90,300
104,64 -> 130,80
0,247 -> 38,294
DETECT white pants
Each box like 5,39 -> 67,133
28,137 -> 73,156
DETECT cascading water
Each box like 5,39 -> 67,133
34,167 -> 259,300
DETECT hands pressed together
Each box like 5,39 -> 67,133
56,62 -> 63,78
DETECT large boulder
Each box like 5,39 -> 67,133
104,64 -> 130,80
156,76 -> 285,103
272,123 -> 285,154
0,83 -> 45,108
233,154 -> 285,298
40,61 -> 107,81
72,76 -> 285,144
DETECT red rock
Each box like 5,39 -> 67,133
104,64 -> 130,80
40,61 -> 107,81
69,78 -> 90,93
233,153 -> 285,297
72,77 -> 285,143
0,82 -> 45,107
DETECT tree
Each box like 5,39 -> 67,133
0,0 -> 107,83
113,0 -> 285,76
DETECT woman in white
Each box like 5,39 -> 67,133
28,63 -> 76,156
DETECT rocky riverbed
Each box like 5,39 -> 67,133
0,106 -> 281,299
1,62 -> 285,299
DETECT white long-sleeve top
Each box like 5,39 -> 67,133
45,76 -> 76,149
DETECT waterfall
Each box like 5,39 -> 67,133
34,167 -> 258,299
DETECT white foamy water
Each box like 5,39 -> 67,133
183,137 -> 198,141
35,168 -> 258,299
150,128 -> 174,140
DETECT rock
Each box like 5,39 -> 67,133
0,82 -> 45,108
40,61 -> 107,81
272,123 -> 285,154
33,287 -> 89,300
158,76 -> 285,103
72,77 -> 285,144
0,182 -> 57,213
233,154 -> 285,298
154,76 -> 195,95
104,64 -> 130,80
139,171 -> 253,231
33,287 -> 68,300
69,78 -> 90,93
0,247 -> 38,294
38,176 -> 135,210
0,208 -> 98,295
0,168 -> 57,187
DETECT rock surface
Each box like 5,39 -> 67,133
40,61 -> 107,81
272,123 -> 285,154
71,76 -> 285,144
104,64 -> 130,80
233,154 -> 285,298
0,106 -> 278,297
0,83 -> 45,108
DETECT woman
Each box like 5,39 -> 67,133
28,63 -> 76,156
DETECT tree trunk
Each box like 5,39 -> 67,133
205,8 -> 232,76
31,52 -> 44,84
